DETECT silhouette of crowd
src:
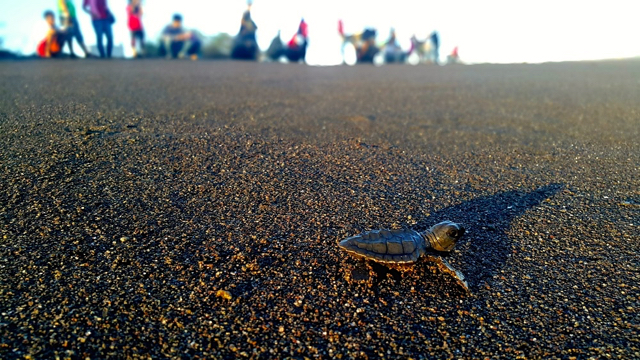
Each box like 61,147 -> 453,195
36,0 -> 461,65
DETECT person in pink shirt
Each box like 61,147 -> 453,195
83,0 -> 114,58
127,0 -> 144,58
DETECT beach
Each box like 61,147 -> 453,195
0,60 -> 638,358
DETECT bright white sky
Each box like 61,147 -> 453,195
0,0 -> 639,64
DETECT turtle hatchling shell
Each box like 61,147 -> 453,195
338,228 -> 425,264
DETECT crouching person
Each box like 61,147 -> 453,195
37,10 -> 67,58
160,14 -> 200,60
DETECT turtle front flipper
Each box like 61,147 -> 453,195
425,256 -> 469,291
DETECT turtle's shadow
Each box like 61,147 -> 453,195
414,183 -> 565,291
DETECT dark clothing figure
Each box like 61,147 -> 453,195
58,0 -> 92,58
160,23 -> 200,59
159,41 -> 200,58
285,19 -> 308,62
266,31 -> 285,61
285,45 -> 306,62
430,31 -> 440,64
131,30 -> 144,47
267,19 -> 309,63
357,28 -> 378,64
83,0 -> 113,58
92,19 -> 113,57
62,16 -> 85,57
159,38 -> 200,58
231,10 -> 259,60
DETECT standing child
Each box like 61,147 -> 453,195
127,0 -> 144,58
37,10 -> 66,58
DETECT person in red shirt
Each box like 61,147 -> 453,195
127,0 -> 144,58
83,0 -> 114,58
285,18 -> 308,63
37,10 -> 66,58
447,46 -> 460,65
265,19 -> 309,63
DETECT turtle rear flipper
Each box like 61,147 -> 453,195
424,256 -> 469,291
344,259 -> 404,284
369,260 -> 403,286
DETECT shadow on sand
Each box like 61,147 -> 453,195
353,184 -> 564,294
418,183 -> 565,291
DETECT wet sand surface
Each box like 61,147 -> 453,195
0,60 -> 638,359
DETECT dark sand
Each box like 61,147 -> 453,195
0,60 -> 638,359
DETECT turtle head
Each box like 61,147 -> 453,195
428,221 -> 465,252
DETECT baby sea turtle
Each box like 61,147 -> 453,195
338,221 -> 468,290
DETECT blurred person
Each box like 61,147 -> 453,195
285,18 -> 308,62
160,14 -> 200,60
266,19 -> 308,63
37,10 -> 66,58
357,28 -> 378,64
265,30 -> 284,61
58,0 -> 92,58
83,0 -> 114,58
338,21 -> 379,64
338,20 -> 357,53
408,34 -> 429,64
429,31 -> 440,64
447,46 -> 460,64
127,0 -> 144,58
338,19 -> 346,41
383,28 -> 404,64
231,2 -> 259,60
338,19 -> 357,65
